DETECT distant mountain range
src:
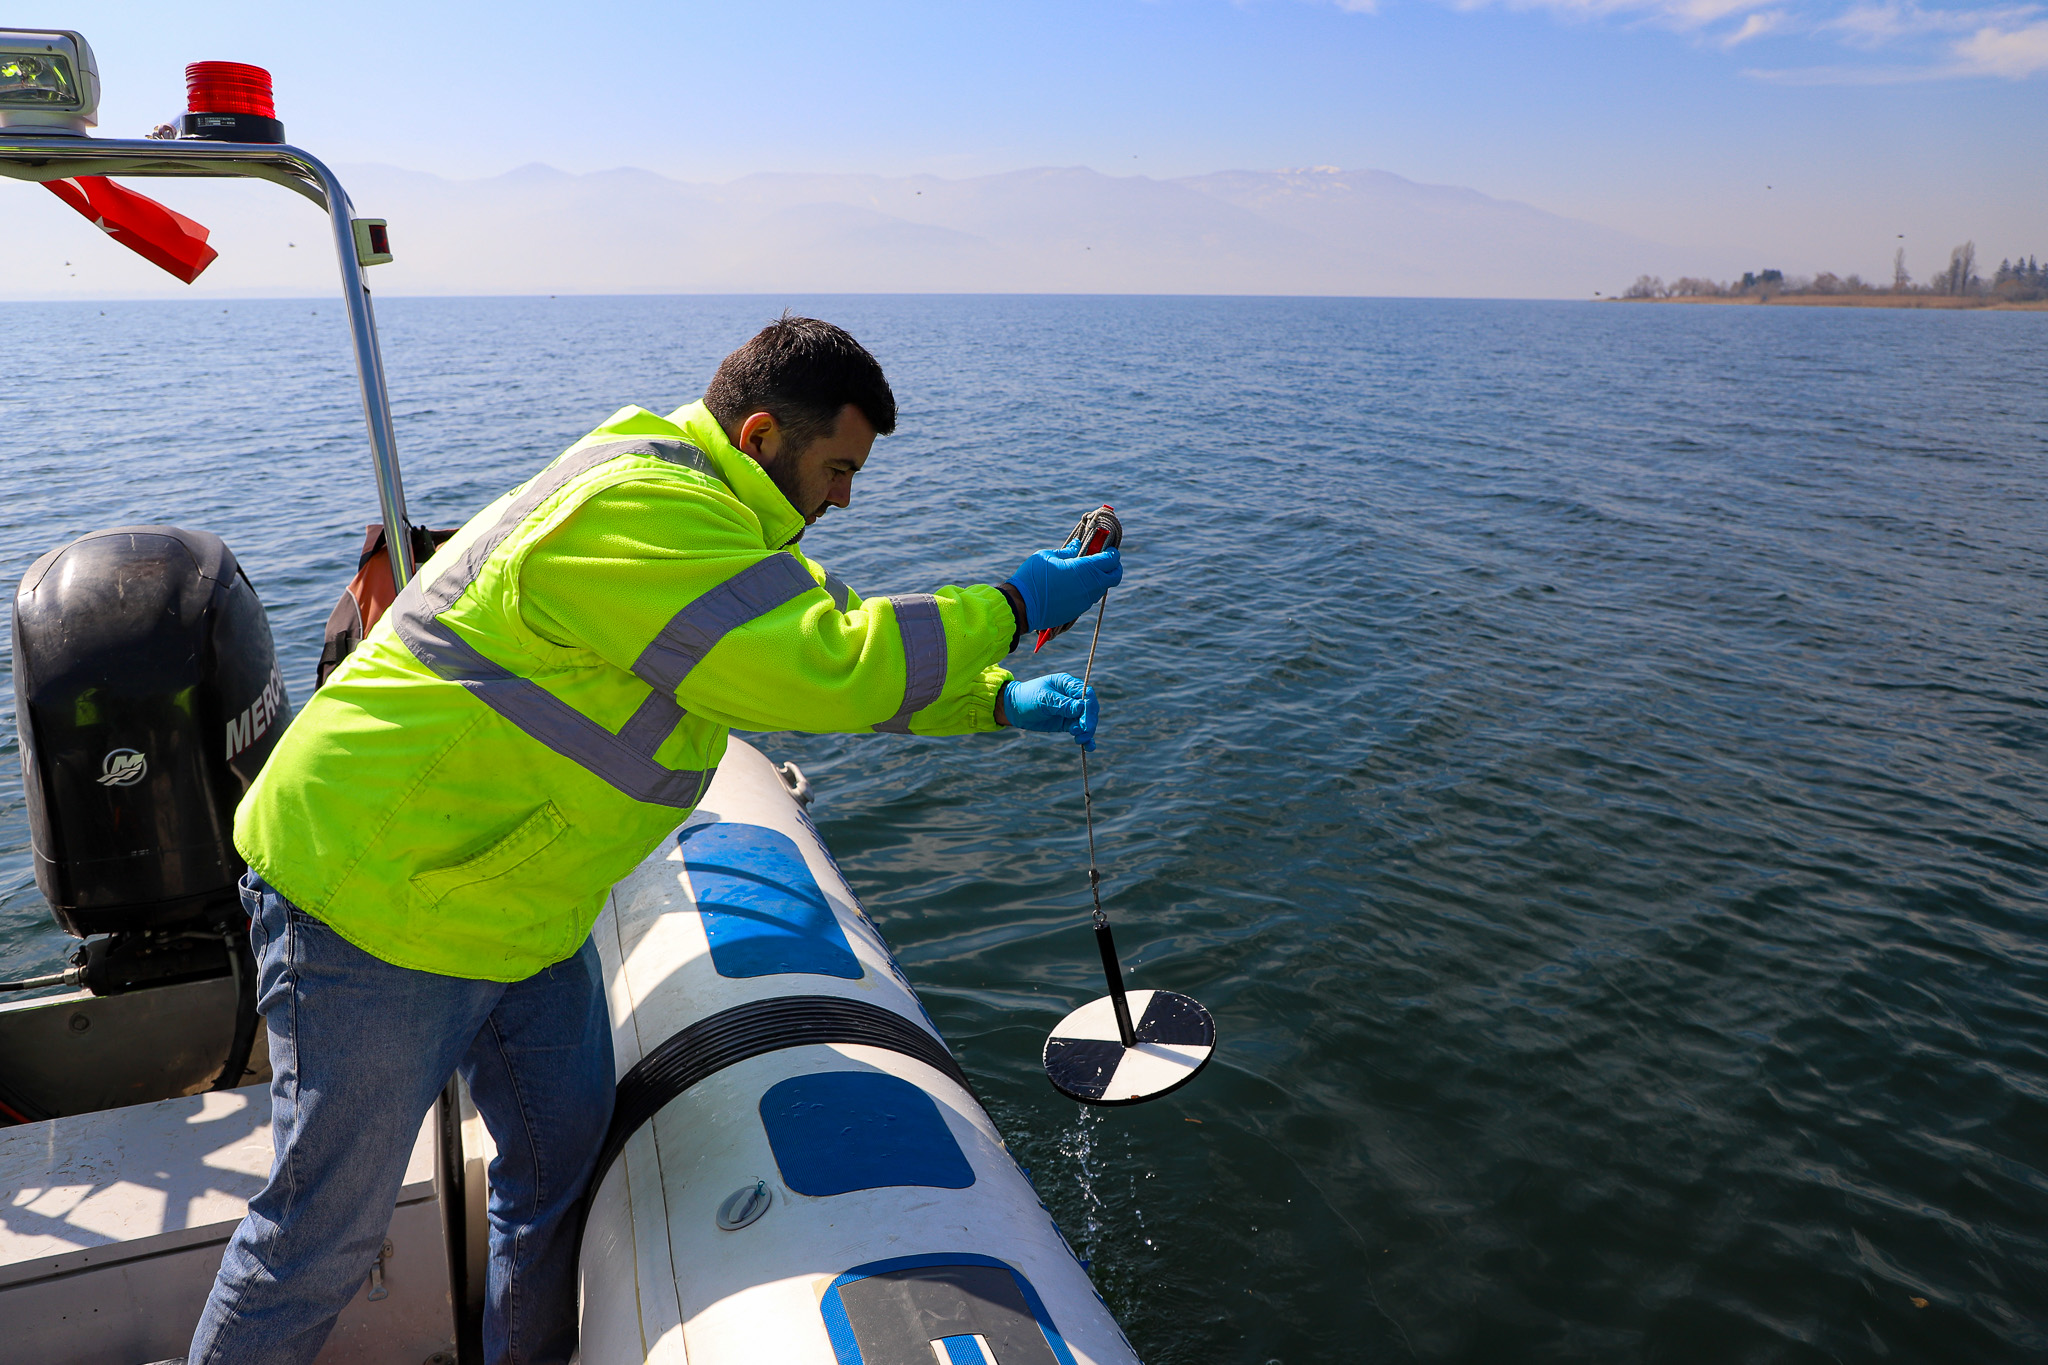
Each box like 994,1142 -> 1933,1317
7,163 -> 1703,299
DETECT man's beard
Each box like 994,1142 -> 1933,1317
761,447 -> 830,521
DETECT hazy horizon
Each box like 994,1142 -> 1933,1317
4,0 -> 2039,301
7,159 -> 1727,302
11,157 -> 2018,304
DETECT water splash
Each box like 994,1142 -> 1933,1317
1057,1104 -> 1107,1255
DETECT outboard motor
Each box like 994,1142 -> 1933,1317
11,527 -> 285,1041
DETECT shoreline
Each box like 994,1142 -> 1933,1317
1614,294 -> 2048,312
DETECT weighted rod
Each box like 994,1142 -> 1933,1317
1090,879 -> 1136,1048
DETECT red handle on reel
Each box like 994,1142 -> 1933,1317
1033,505 -> 1122,653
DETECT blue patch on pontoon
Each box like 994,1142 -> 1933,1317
760,1071 -> 975,1197
680,822 -> 861,979
818,1253 -> 1080,1365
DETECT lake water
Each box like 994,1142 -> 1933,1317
3,295 -> 2045,1363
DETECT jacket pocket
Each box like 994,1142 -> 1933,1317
410,802 -> 568,908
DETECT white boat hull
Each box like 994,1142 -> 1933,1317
580,738 -> 1140,1365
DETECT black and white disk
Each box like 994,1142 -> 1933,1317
1043,989 -> 1215,1106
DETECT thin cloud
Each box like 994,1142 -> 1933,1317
1744,56 -> 1956,74
1311,0 -> 2048,77
1951,16 -> 2048,70
1723,10 -> 1791,42
1822,1 -> 2034,44
1448,0 -> 1775,26
1746,8 -> 2048,73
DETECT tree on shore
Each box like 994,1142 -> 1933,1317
1617,241 -> 2043,302
1935,242 -> 1977,296
1993,255 -> 2048,301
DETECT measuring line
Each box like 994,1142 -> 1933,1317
1076,593 -> 1136,1048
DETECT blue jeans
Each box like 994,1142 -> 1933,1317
189,872 -> 615,1365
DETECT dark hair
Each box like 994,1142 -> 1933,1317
704,314 -> 897,454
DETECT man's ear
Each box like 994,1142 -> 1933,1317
736,411 -> 779,461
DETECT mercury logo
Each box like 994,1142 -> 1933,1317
98,749 -> 147,787
225,663 -> 288,761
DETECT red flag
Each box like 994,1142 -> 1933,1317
43,176 -> 219,284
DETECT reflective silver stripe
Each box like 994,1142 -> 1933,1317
391,605 -> 708,808
389,436 -> 725,808
872,594 -> 947,735
633,552 -> 820,693
822,570 -> 852,612
617,688 -> 686,755
416,438 -> 723,616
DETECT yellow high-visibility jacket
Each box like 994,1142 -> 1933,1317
234,401 -> 1016,980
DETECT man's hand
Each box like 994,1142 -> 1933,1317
1005,540 -> 1122,633
1000,674 -> 1101,750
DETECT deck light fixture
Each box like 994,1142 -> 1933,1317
3,29 -> 226,281
0,29 -> 99,135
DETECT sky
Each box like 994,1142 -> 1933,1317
6,0 -> 2044,288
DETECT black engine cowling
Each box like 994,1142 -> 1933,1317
12,526 -> 287,938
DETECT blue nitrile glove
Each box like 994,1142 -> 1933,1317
1005,540 -> 1123,633
1001,674 -> 1101,750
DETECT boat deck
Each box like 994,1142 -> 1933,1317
0,1080 -> 452,1364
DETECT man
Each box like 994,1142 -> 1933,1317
189,316 -> 1120,1364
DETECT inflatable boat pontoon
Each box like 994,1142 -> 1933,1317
581,739 -> 1137,1365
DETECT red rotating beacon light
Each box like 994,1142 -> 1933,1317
178,61 -> 285,143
